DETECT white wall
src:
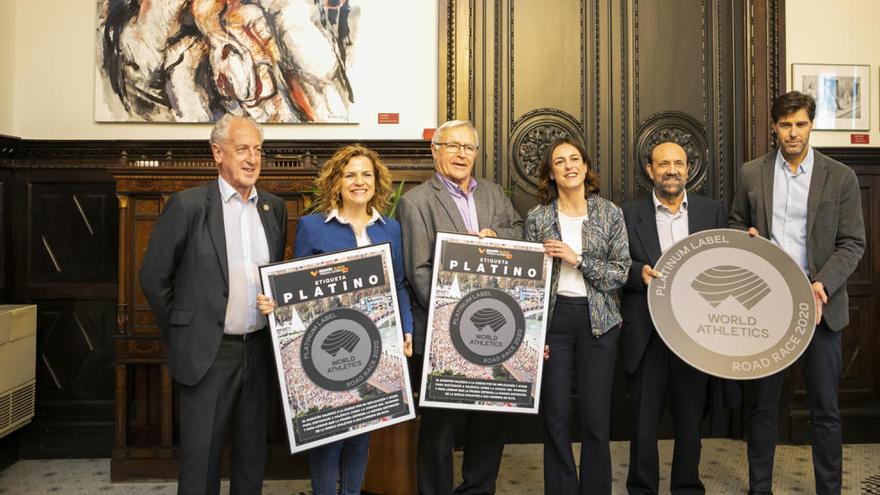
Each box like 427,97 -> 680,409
11,0 -> 437,140
786,0 -> 880,147
0,0 -> 15,135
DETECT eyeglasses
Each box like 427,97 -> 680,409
434,141 -> 479,156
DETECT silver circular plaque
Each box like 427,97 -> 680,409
300,308 -> 382,391
449,288 -> 526,366
647,229 -> 816,379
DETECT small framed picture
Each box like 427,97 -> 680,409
791,64 -> 870,130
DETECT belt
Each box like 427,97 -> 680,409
222,327 -> 267,341
555,294 -> 589,305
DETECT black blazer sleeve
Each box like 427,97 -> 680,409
139,193 -> 190,336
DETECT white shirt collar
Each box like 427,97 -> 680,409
652,189 -> 688,213
218,176 -> 258,203
325,207 -> 385,226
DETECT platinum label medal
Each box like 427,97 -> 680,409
300,308 -> 382,392
450,289 -> 526,366
647,229 -> 816,380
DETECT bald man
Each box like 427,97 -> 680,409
620,141 -> 727,494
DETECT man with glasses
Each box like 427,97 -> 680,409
396,120 -> 522,494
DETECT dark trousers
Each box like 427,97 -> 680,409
626,332 -> 708,495
416,407 -> 506,495
177,332 -> 271,495
541,296 -> 619,495
745,321 -> 842,495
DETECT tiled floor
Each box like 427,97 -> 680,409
1,440 -> 879,494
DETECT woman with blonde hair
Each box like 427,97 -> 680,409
258,144 -> 413,495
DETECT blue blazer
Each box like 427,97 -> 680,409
293,213 -> 414,334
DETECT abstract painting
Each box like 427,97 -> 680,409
95,0 -> 359,123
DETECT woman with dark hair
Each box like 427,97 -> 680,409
524,136 -> 630,494
257,144 -> 413,495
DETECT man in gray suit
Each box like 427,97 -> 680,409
140,115 -> 287,495
396,120 -> 522,495
729,91 -> 865,495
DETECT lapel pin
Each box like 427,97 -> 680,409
262,203 -> 270,211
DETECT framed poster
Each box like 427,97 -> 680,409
419,232 -> 552,414
259,243 -> 414,453
792,63 -> 870,130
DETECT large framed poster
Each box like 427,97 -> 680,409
419,233 -> 552,414
259,243 -> 415,453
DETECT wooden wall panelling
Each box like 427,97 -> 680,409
0,134 -> 19,156
497,0 -> 597,214
13,167 -> 119,457
0,168 -> 7,300
25,174 -> 117,296
439,0 -> 784,443
622,0 -> 746,204
783,148 -> 880,443
0,138 -> 16,468
744,0 -> 786,158
0,134 -> 19,301
438,0 -> 476,124
438,0 -> 780,209
613,0 -> 744,439
0,138 -> 433,474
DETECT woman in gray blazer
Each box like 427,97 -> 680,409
524,136 -> 630,495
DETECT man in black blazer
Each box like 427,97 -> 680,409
729,91 -> 865,495
140,115 -> 287,495
621,141 -> 726,494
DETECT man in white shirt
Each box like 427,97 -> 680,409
140,114 -> 288,494
621,141 -> 727,494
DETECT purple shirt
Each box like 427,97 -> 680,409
436,173 -> 479,233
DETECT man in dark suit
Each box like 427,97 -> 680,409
729,91 -> 865,495
621,141 -> 726,494
395,120 -> 522,495
140,114 -> 287,495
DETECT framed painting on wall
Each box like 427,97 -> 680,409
791,64 -> 870,131
95,0 -> 361,123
